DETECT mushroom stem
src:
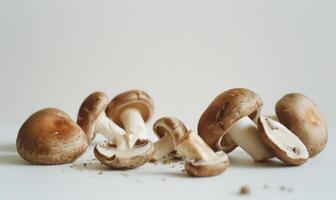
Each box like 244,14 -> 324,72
95,112 -> 126,139
176,131 -> 217,161
120,108 -> 148,140
227,117 -> 273,161
152,134 -> 175,161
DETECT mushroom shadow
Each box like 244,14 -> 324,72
0,154 -> 28,166
140,168 -> 189,178
0,143 -> 17,153
229,154 -> 286,168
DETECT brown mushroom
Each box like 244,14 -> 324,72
258,116 -> 309,165
198,88 -> 273,161
77,91 -> 130,143
276,93 -> 328,157
94,140 -> 154,169
106,90 -> 154,146
153,117 -> 229,177
16,108 -> 88,164
151,117 -> 188,161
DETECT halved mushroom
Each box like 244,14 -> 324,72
78,91 -> 154,169
276,93 -> 328,157
106,90 -> 154,146
258,116 -> 309,165
94,140 -> 154,169
198,88 -> 273,161
153,117 -> 229,177
16,108 -> 88,164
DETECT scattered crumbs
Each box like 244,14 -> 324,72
83,163 -> 87,167
280,185 -> 286,191
161,177 -> 166,181
98,171 -> 103,175
288,188 -> 293,193
181,169 -> 186,172
171,165 -> 175,168
239,185 -> 250,195
61,169 -> 65,173
136,179 -> 141,183
120,171 -> 129,177
263,184 -> 269,189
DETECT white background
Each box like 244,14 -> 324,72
0,0 -> 335,199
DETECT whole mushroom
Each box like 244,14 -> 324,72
276,93 -> 328,157
198,88 -> 273,161
153,117 -> 230,177
16,108 -> 88,164
77,91 -> 154,169
106,90 -> 154,146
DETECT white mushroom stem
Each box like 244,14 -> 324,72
120,108 -> 148,142
152,134 -> 175,161
176,131 -> 217,161
95,112 -> 136,149
227,117 -> 273,161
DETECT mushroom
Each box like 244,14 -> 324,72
78,91 -> 154,169
94,140 -> 154,169
77,91 -> 130,143
258,116 -> 309,165
276,93 -> 328,157
151,117 -> 188,161
106,90 -> 154,146
16,108 -> 88,164
198,88 -> 273,161
153,117 -> 229,177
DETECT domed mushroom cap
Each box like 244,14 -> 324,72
94,140 -> 154,169
198,88 -> 263,152
258,116 -> 309,166
185,152 -> 229,177
17,108 -> 88,165
276,93 -> 328,157
77,91 -> 109,141
106,90 -> 154,127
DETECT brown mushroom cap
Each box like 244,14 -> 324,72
258,116 -> 309,165
153,117 -> 188,147
185,152 -> 230,177
276,93 -> 328,157
94,140 -> 154,169
106,90 -> 154,127
77,91 -> 109,141
198,88 -> 263,152
17,108 -> 88,165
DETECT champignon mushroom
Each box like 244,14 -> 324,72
16,108 -> 88,164
77,91 -> 154,169
106,90 -> 154,146
77,91 -> 131,143
151,117 -> 188,161
198,88 -> 273,161
276,93 -> 328,157
94,140 -> 154,169
153,117 -> 229,177
258,116 -> 309,165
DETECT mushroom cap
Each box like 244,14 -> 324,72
275,93 -> 328,157
77,91 -> 109,141
198,88 -> 263,152
258,116 -> 309,166
94,140 -> 154,169
16,108 -> 88,165
153,117 -> 188,147
185,152 -> 230,177
106,90 -> 154,127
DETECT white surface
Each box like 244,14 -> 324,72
1,123 -> 335,200
0,0 -> 335,124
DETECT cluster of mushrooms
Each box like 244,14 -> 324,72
16,88 -> 328,177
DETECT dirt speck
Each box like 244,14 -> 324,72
239,185 -> 250,195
